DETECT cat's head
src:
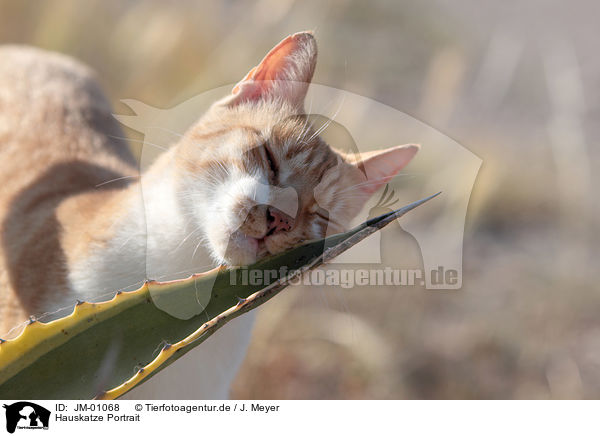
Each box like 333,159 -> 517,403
176,32 -> 418,266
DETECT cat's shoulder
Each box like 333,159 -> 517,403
0,44 -> 96,81
0,45 -> 107,109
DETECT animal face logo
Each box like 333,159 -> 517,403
116,83 -> 481,300
3,402 -> 50,433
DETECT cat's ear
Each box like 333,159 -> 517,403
350,144 -> 420,195
223,31 -> 317,110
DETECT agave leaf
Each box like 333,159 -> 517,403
0,193 -> 440,399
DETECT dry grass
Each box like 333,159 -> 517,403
1,0 -> 598,399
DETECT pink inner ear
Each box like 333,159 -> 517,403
249,36 -> 297,82
230,32 -> 315,105
358,145 -> 420,195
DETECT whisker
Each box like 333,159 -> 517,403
107,134 -> 203,171
146,126 -> 184,138
95,175 -> 140,188
296,95 -> 316,143
305,94 -> 346,143
335,176 -> 399,195
171,224 -> 203,253
107,135 -> 169,152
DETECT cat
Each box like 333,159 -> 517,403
0,31 -> 418,399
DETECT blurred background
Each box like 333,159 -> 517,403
1,0 -> 598,399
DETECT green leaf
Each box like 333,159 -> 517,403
0,193 -> 440,399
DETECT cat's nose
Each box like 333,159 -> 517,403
267,207 -> 294,234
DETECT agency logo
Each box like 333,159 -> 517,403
2,402 -> 50,434
116,85 -> 480,299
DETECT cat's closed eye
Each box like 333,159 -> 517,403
262,143 -> 278,181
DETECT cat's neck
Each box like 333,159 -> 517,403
34,144 -> 255,401
57,146 -> 215,311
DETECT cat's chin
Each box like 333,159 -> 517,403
219,231 -> 270,266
